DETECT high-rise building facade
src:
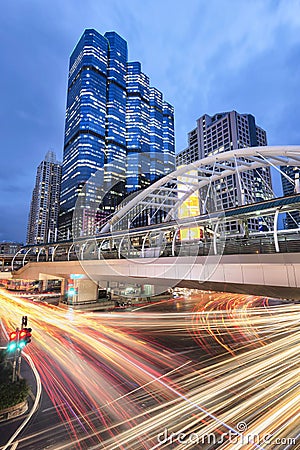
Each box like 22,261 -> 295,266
27,151 -> 61,245
126,61 -> 151,192
59,29 -> 175,238
103,32 -> 128,211
176,111 -> 267,164
281,166 -> 300,229
125,63 -> 175,193
176,111 -> 272,232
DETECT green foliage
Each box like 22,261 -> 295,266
0,350 -> 29,410
0,379 -> 29,409
0,350 -> 5,364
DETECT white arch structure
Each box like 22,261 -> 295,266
11,146 -> 300,271
101,146 -> 300,233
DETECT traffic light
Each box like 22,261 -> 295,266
18,328 -> 32,349
68,286 -> 75,297
18,329 -> 27,349
25,328 -> 32,345
7,331 -> 18,352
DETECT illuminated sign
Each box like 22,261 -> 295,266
177,169 -> 203,240
70,274 -> 85,280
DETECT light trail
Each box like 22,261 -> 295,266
0,289 -> 299,449
1,352 -> 42,450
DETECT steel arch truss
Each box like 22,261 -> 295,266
101,146 -> 300,233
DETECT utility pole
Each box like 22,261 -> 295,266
22,315 -> 27,328
17,316 -> 27,379
11,328 -> 19,383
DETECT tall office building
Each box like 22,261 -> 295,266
176,111 -> 267,164
176,111 -> 271,232
281,166 -> 300,229
59,29 -> 175,238
125,63 -> 175,193
27,151 -> 61,245
103,32 -> 128,211
126,62 -> 151,191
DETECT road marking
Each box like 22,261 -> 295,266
42,403 -> 65,413
9,442 -> 19,450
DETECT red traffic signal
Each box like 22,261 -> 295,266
19,329 -> 27,339
19,328 -> 32,348
7,330 -> 19,352
9,331 -> 18,341
7,325 -> 32,352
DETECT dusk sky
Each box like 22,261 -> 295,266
1,0 -> 300,242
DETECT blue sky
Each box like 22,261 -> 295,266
1,0 -> 300,242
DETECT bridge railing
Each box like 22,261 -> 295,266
10,231 -> 300,270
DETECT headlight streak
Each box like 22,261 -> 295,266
0,288 -> 299,449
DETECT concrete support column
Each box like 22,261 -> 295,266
41,279 -> 48,292
76,279 -> 98,303
60,277 -> 66,303
64,277 -> 99,305
274,209 -> 280,253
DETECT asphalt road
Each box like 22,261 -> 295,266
0,290 -> 299,450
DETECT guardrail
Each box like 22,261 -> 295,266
12,233 -> 300,266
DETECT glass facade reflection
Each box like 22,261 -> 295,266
59,29 -> 175,238
103,32 -> 127,212
126,62 -> 151,192
59,29 -> 109,238
126,66 -> 175,193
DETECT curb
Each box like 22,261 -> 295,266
0,400 -> 28,422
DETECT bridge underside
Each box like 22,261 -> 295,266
13,252 -> 300,301
176,280 -> 300,301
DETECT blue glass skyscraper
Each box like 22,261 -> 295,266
103,32 -> 127,206
59,29 -> 109,237
162,101 -> 175,175
125,66 -> 175,193
59,28 -> 175,238
126,62 -> 151,192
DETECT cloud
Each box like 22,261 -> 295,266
0,0 -> 300,240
